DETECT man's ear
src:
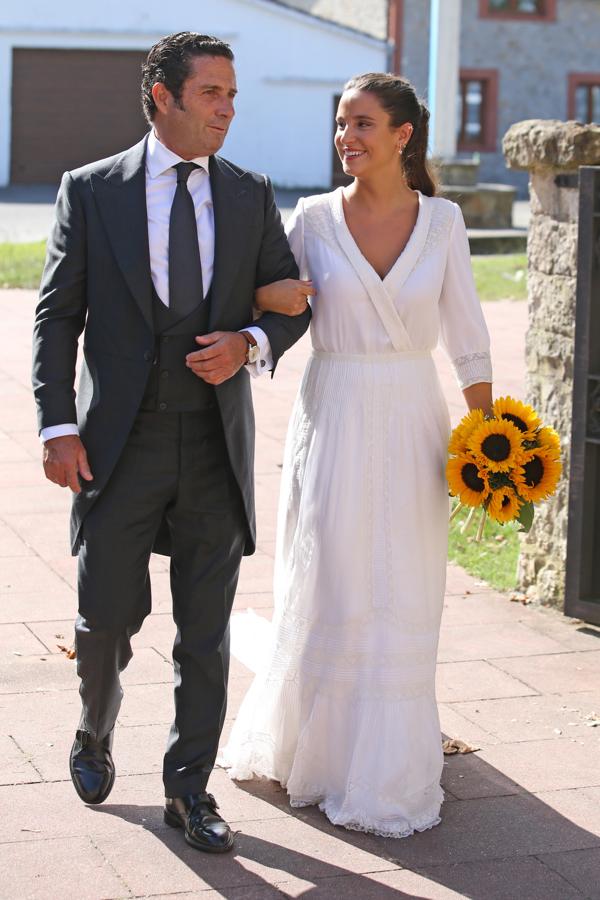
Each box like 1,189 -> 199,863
151,82 -> 170,116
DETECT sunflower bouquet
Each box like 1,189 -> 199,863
446,397 -> 561,541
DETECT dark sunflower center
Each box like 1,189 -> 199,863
501,413 -> 527,433
501,494 -> 511,508
481,434 -> 511,462
523,455 -> 544,487
461,462 -> 485,492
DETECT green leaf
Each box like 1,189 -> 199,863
517,501 -> 534,533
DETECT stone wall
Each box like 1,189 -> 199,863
503,119 -> 600,606
401,0 -> 600,197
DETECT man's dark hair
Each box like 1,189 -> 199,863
141,32 -> 234,123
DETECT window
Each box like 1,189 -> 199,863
457,70 -> 498,153
568,74 -> 600,124
479,0 -> 556,20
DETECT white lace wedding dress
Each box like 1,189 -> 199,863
220,188 -> 492,837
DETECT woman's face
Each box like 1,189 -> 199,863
335,89 -> 411,179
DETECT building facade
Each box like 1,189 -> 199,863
1,0 -> 597,190
400,0 -> 600,194
0,0 -> 387,187
286,0 -> 600,194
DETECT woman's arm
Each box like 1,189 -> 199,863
255,278 -> 316,316
463,382 -> 493,416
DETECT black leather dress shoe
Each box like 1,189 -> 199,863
69,729 -> 115,805
164,793 -> 234,853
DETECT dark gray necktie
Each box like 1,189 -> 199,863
168,162 -> 204,316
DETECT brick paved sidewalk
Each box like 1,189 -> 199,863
1,291 -> 599,899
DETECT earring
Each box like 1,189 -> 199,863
399,144 -> 405,155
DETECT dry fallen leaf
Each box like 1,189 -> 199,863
442,738 -> 479,755
57,644 -> 76,660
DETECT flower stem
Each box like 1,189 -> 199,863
475,507 -> 487,543
449,500 -> 464,523
461,505 -> 477,534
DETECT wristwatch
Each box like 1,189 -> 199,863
240,330 -> 261,365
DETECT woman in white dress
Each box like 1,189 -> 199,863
221,74 -> 493,837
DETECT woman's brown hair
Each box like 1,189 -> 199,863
343,73 -> 437,197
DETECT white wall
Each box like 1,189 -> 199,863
0,0 -> 387,186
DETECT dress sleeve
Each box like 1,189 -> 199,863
284,197 -> 309,281
438,203 -> 493,389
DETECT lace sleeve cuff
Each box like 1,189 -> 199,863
452,351 -> 493,390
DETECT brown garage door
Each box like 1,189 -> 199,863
11,48 -> 150,184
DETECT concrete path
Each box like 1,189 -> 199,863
1,291 -> 599,899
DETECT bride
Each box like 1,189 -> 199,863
221,73 -> 493,837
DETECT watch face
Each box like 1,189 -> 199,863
248,344 -> 261,364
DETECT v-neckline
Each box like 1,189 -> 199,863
328,187 -> 433,353
336,187 -> 424,285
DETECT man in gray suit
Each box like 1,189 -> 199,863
32,32 -> 310,853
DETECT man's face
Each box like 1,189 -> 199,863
153,55 -> 237,157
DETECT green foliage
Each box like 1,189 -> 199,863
448,503 -> 520,592
0,241 -> 46,288
471,254 -> 527,302
516,500 -> 534,533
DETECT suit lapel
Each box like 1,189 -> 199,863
91,135 -> 154,332
209,155 -> 252,329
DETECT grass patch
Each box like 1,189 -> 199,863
0,244 -> 527,297
471,254 -> 527,302
448,504 -> 520,592
0,241 -> 46,289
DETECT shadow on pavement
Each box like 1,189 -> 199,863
92,800 -> 428,898
91,739 -> 598,898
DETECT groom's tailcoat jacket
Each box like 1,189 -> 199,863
32,135 -> 310,556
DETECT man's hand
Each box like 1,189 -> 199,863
43,435 -> 93,493
186,332 -> 248,385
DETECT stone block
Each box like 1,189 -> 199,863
441,752 -> 524,801
452,690 -> 600,743
436,660 -> 538,703
492,649 -> 600,695
537,847 -> 600,898
504,119 -> 600,173
530,172 -> 580,223
409,857 -> 584,899
475,739 -> 600,793
0,732 -> 42,785
527,269 -> 576,339
527,216 -> 578,277
437,621 -> 566,663
441,183 -> 515,229
0,836 -> 127,900
385,793 -> 600,869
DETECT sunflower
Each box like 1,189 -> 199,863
514,448 -> 562,502
446,455 -> 490,506
448,408 -> 486,456
488,486 -> 522,523
467,418 -> 523,473
492,396 -> 541,437
536,425 -> 561,458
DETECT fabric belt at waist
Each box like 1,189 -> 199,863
311,349 -> 432,362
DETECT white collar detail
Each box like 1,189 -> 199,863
146,130 -> 210,179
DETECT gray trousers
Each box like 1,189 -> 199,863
75,409 -> 246,797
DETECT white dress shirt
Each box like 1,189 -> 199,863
41,131 -> 272,442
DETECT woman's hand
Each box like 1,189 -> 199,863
254,279 -> 316,316
463,382 -> 493,417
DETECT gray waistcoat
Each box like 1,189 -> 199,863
140,287 -> 215,412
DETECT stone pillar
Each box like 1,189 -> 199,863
428,0 -> 461,160
503,119 -> 600,607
